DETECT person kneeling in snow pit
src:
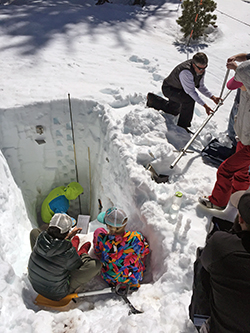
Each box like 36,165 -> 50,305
28,213 -> 101,301
93,207 -> 150,290
30,182 -> 83,249
41,181 -> 83,224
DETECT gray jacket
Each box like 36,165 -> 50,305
28,231 -> 82,301
234,60 -> 250,145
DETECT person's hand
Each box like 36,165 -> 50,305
203,104 -> 214,115
227,56 -> 236,63
211,96 -> 222,105
65,226 -> 82,240
226,60 -> 238,71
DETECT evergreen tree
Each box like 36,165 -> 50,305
177,0 -> 217,40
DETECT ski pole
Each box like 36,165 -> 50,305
68,93 -> 82,214
219,68 -> 230,99
170,90 -> 232,169
88,146 -> 92,214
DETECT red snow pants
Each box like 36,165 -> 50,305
209,141 -> 250,207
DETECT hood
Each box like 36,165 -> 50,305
35,231 -> 72,257
237,231 -> 250,253
64,182 -> 83,200
235,60 -> 250,94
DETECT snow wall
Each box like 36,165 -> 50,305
0,98 -> 176,281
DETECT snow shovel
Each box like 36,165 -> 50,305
35,287 -> 114,309
35,284 -> 142,314
115,284 -> 143,315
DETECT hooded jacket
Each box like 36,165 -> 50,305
28,231 -> 82,301
233,60 -> 250,145
200,230 -> 250,332
41,182 -> 83,223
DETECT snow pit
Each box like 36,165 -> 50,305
0,97 -> 202,332
0,98 -> 174,280
0,98 -> 132,223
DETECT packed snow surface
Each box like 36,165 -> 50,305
0,0 -> 249,332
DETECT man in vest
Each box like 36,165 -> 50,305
147,52 -> 221,133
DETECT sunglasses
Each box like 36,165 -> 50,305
194,63 -> 208,71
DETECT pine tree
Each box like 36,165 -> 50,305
176,0 -> 217,40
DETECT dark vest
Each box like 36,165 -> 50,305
163,59 -> 204,90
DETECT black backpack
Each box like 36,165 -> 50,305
201,138 -> 236,168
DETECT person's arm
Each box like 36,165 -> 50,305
93,234 -> 105,258
65,226 -> 82,240
200,231 -> 235,272
66,247 -> 83,271
179,70 -> 207,105
227,53 -> 250,71
179,71 -> 216,115
198,76 -> 221,110
228,53 -> 248,63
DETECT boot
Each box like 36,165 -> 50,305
78,241 -> 91,255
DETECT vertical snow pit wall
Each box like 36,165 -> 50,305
0,99 -> 124,225
0,99 -> 170,286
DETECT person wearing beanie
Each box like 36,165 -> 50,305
146,52 -> 221,133
93,207 -> 150,290
199,59 -> 250,210
197,189 -> 250,332
28,213 -> 101,301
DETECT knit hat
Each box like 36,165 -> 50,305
49,213 -> 72,233
97,207 -> 128,227
227,76 -> 243,90
230,189 -> 250,224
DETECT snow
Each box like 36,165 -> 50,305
0,0 -> 249,331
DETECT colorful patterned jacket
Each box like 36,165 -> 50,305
94,231 -> 150,290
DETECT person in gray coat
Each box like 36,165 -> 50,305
28,213 -> 101,301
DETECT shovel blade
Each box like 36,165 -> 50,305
35,293 -> 78,308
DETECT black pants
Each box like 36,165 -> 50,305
162,84 -> 195,128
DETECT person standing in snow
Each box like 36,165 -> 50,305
226,52 -> 250,146
28,213 -> 101,301
199,60 -> 250,210
198,190 -> 250,332
93,207 -> 150,290
146,52 -> 221,133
